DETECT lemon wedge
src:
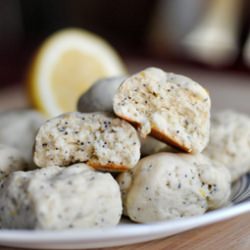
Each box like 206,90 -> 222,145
27,28 -> 127,117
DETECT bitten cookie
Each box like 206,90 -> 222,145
34,112 -> 140,171
113,67 -> 211,153
77,76 -> 173,156
0,164 -> 122,229
77,76 -> 126,113
117,153 -> 231,223
204,110 -> 250,182
0,144 -> 28,180
0,110 -> 45,167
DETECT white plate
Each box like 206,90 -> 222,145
0,174 -> 249,249
1,69 -> 250,249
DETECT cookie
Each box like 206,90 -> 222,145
77,76 -> 126,113
0,144 -> 28,179
204,110 -> 250,182
140,136 -> 177,156
117,153 -> 231,223
34,112 -> 140,171
113,67 -> 211,153
0,110 -> 45,167
0,164 -> 122,229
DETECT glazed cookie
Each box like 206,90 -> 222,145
113,67 -> 211,153
204,110 -> 250,182
34,112 -> 140,171
0,144 -> 28,179
0,164 -> 122,229
0,110 -> 45,166
77,76 -> 126,113
117,153 -> 231,223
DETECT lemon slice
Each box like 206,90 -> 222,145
27,28 -> 127,117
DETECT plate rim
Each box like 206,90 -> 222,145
0,201 -> 249,244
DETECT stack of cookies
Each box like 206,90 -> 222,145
0,67 -> 249,230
